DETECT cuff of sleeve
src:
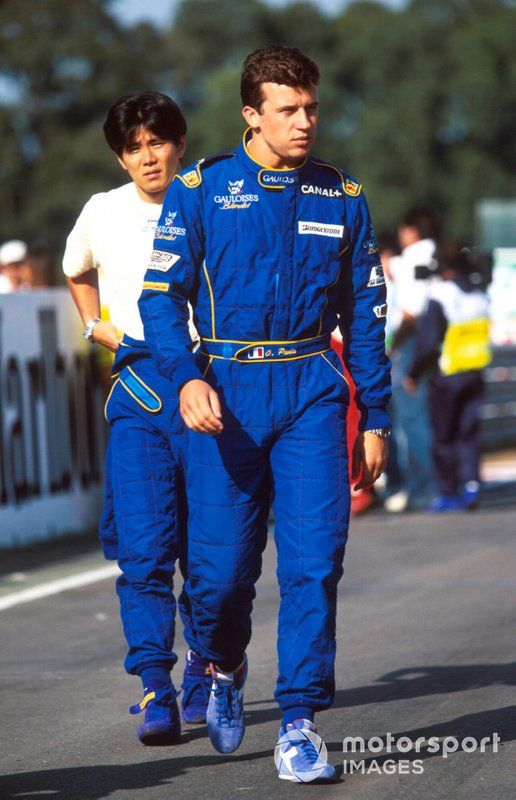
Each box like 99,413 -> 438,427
360,406 -> 391,430
172,356 -> 203,396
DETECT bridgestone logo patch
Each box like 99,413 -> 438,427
298,221 -> 344,238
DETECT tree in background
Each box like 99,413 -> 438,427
0,0 -> 513,279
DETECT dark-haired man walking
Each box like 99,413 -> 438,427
140,47 -> 391,780
63,92 -> 211,744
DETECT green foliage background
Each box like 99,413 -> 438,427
0,0 -> 514,276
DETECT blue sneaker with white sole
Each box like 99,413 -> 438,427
181,649 -> 211,724
275,719 -> 337,783
206,656 -> 247,753
130,686 -> 181,745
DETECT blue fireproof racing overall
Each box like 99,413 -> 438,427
101,338 -> 196,678
138,132 -> 391,712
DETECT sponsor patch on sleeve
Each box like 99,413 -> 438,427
374,303 -> 388,318
367,265 -> 386,288
142,281 -> 169,292
148,251 -> 181,272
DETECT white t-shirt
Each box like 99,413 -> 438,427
63,182 -> 196,342
390,238 -> 436,322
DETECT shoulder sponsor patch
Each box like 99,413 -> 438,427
344,178 -> 362,197
367,265 -> 386,288
149,251 -> 180,272
298,221 -> 344,238
142,281 -> 169,292
176,161 -> 204,189
374,303 -> 388,318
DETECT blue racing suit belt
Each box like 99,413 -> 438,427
201,334 -> 331,362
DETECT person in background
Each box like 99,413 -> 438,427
62,91 -> 211,745
384,207 -> 438,512
376,233 -> 404,504
405,244 -> 491,511
26,244 -> 55,288
0,240 -> 31,293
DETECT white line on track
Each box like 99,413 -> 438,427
0,564 -> 120,611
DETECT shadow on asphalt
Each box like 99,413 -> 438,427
2,664 -> 514,799
241,660 -> 516,727
0,748 -> 273,800
327,703 -> 516,750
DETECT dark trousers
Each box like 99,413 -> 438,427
428,371 -> 484,495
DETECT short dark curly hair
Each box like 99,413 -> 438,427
241,45 -> 320,112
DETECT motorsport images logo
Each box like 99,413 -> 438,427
214,179 -> 259,210
342,732 -> 500,775
274,726 -> 328,782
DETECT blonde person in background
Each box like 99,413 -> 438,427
62,92 -> 210,745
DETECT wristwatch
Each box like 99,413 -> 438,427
83,317 -> 101,343
367,428 -> 391,439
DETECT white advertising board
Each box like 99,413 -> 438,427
489,248 -> 516,345
0,290 -> 107,548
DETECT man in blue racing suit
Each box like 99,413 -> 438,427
139,45 -> 391,780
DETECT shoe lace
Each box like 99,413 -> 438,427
295,737 -> 320,766
181,674 -> 211,708
214,682 -> 238,726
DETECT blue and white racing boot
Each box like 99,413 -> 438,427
206,655 -> 247,753
275,719 -> 337,783
181,649 -> 212,724
130,686 -> 181,745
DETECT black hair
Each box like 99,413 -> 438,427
400,206 -> 440,241
377,232 -> 400,256
103,91 -> 187,156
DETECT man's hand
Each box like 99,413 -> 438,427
92,320 -> 121,353
180,379 -> 223,434
352,431 -> 388,491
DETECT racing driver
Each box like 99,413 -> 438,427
139,46 -> 391,781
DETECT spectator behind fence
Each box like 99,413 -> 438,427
0,240 -> 31,293
384,208 -> 439,512
405,243 -> 491,512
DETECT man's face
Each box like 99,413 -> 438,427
398,225 -> 420,250
116,125 -> 185,202
243,83 -> 319,167
2,260 -> 28,289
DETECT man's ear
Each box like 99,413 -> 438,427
116,154 -> 128,172
177,135 -> 186,160
242,105 -> 261,132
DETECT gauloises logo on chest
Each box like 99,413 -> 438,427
155,210 -> 186,241
214,179 -> 259,210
